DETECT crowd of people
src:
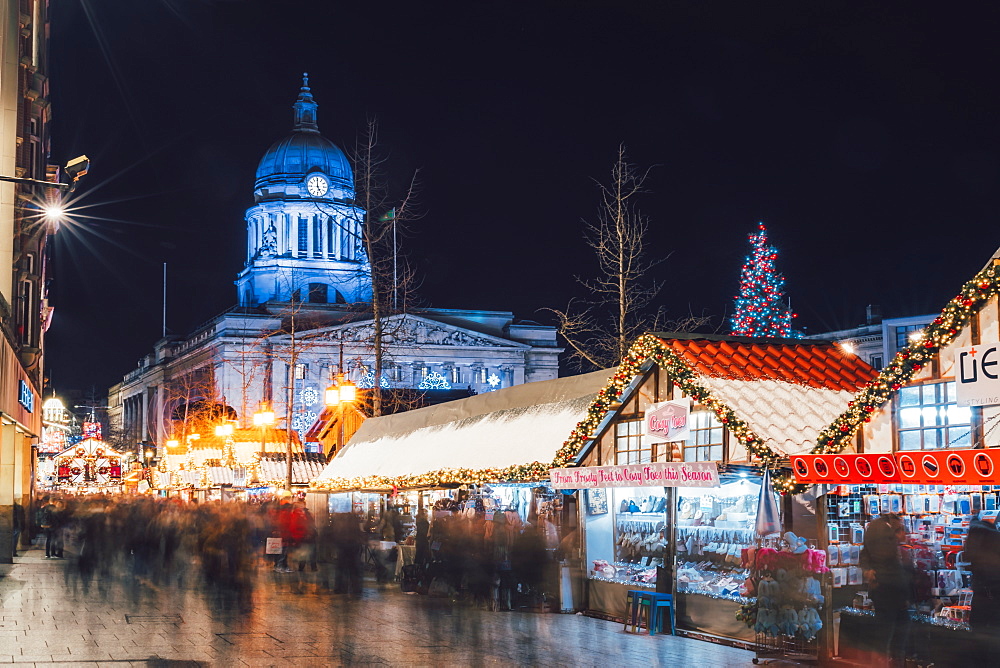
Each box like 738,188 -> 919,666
15,493 -> 557,612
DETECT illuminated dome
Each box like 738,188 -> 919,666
253,74 -> 354,202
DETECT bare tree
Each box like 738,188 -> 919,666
349,118 -> 421,416
547,145 -> 711,369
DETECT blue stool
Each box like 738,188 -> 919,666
624,590 -> 674,635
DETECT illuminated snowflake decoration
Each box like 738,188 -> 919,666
292,410 -> 318,434
418,371 -> 451,390
487,373 -> 501,388
299,386 -> 319,407
358,370 -> 391,389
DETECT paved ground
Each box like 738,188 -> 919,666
0,541 -> 777,667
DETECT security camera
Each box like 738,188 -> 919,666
64,155 -> 89,181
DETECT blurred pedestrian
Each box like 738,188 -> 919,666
414,508 -> 430,565
11,501 -> 24,558
332,512 -> 364,596
964,512 -> 1000,660
860,512 -> 911,668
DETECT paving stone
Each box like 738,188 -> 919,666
2,543 -> 761,667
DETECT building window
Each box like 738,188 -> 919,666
450,366 -> 461,384
294,363 -> 307,380
683,410 -> 724,462
298,217 -> 308,253
894,325 -> 925,352
615,420 -> 651,465
308,283 -> 327,304
18,279 -> 33,346
869,354 -> 884,371
897,381 -> 972,450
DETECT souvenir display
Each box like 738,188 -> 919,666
586,490 -> 669,585
827,483 -> 979,629
736,534 -> 828,643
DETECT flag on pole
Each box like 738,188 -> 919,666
756,469 -> 782,537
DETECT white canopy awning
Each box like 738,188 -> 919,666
316,369 -> 613,486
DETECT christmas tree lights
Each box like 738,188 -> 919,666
731,223 -> 801,338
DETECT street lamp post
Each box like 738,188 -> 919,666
252,406 -> 275,484
325,375 -> 357,456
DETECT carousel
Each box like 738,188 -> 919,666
53,437 -> 128,493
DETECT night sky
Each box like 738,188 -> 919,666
44,1 -> 1000,397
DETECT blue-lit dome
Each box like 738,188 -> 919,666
253,75 -> 354,200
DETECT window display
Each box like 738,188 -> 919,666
586,488 -> 667,587
675,479 -> 761,600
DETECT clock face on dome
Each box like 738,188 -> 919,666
306,174 -> 329,197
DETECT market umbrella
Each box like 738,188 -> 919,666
755,469 -> 782,537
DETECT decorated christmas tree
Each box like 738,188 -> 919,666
730,223 -> 801,338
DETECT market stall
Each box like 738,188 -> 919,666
309,369 -> 614,608
776,253 -> 1000,665
554,333 -> 875,649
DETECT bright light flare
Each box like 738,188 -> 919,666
42,203 -> 66,222
840,341 -> 856,355
908,330 -> 925,342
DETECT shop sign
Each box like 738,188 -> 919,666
644,399 -> 691,443
955,344 -> 1000,407
791,448 -> 1000,485
549,461 -> 719,489
790,453 -> 900,484
896,448 -> 1000,485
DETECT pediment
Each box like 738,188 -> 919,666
297,313 -> 528,349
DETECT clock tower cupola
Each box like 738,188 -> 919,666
236,75 -> 371,308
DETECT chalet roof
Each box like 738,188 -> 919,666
658,336 -> 878,456
313,369 -> 613,490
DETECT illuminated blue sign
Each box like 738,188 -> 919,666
18,380 -> 33,412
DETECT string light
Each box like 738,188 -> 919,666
770,263 -> 1000,493
311,333 -> 782,492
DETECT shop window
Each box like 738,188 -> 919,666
615,419 -> 651,465
683,410 -> 724,462
897,381 -> 972,450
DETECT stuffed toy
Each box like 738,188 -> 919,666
779,606 -> 799,636
783,531 -> 807,554
755,607 -> 778,635
798,607 -> 823,639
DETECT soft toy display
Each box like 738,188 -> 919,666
739,535 -> 827,641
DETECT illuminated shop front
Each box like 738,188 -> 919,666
555,333 -> 875,646
781,253 -> 1000,666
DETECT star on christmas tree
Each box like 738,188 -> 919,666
730,222 -> 801,338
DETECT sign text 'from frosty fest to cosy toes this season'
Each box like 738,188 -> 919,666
549,461 -> 720,489
956,343 -> 1000,407
643,398 -> 691,443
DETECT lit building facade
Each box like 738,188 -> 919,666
0,0 -> 53,562
108,78 -> 560,458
